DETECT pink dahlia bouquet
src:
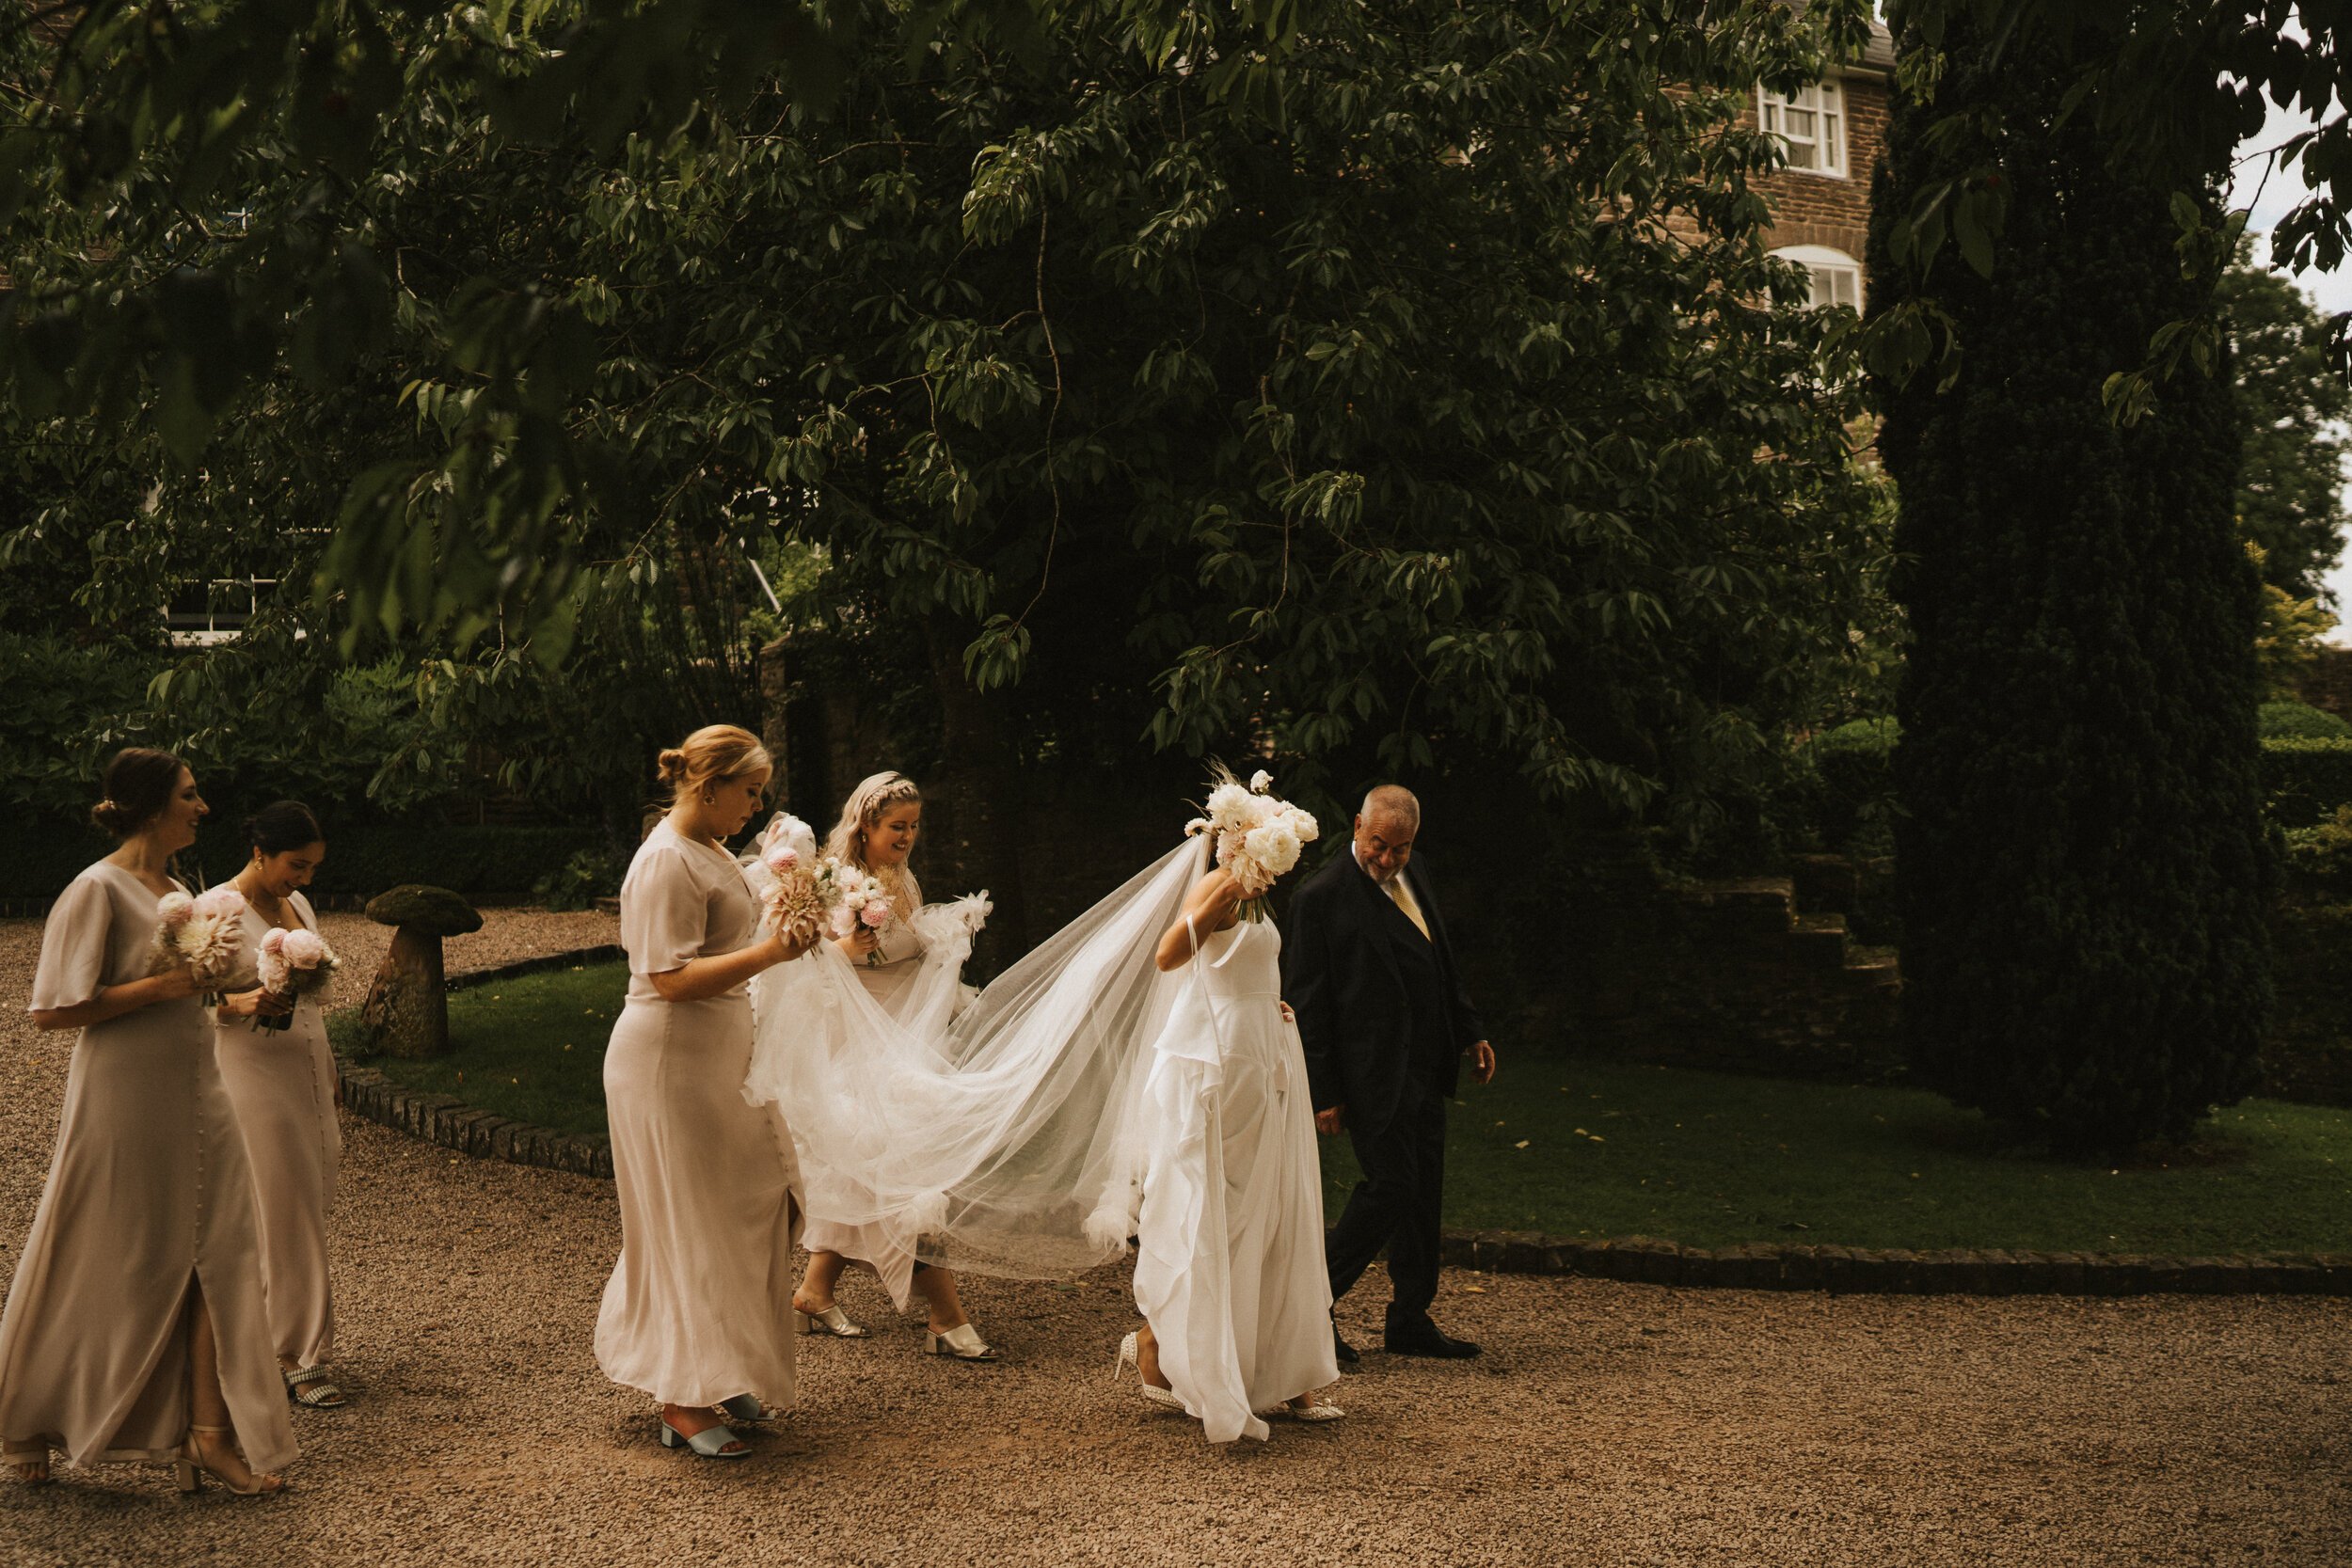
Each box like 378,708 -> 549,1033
1185,767 -> 1321,900
751,813 -> 826,945
148,886 -> 250,986
253,926 -> 341,1030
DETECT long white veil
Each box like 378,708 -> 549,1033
743,830 -> 1207,1281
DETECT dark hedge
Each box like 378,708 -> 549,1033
1867,25 -> 2271,1153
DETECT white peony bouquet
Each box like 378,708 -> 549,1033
253,926 -> 341,1031
148,886 -> 250,986
1185,767 -> 1321,899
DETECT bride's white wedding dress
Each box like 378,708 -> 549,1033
741,829 -> 1337,1437
743,831 -> 1198,1284
1136,916 -> 1338,1443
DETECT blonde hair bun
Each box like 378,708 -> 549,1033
659,726 -> 771,802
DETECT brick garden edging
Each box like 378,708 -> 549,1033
339,950 -> 2352,1298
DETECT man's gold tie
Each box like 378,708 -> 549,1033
1387,875 -> 1432,942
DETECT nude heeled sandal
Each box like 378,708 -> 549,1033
924,1322 -> 999,1362
3,1442 -> 50,1486
174,1426 -> 287,1496
1113,1332 -> 1186,1412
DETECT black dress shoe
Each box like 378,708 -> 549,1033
1383,1323 -> 1481,1359
1333,1327 -> 1359,1365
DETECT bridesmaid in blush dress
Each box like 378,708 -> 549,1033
212,800 -> 346,1410
596,725 -> 814,1459
1,749 -> 293,1496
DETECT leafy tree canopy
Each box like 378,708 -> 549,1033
2221,241 -> 2351,603
3,0 -> 1890,842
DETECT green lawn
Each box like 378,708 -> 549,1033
1359,1064 -> 2352,1257
339,959 -> 2352,1257
333,961 -> 622,1137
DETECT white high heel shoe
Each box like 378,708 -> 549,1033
1263,1392 -> 1347,1423
924,1322 -> 999,1362
792,1301 -> 870,1338
1114,1332 -> 1186,1413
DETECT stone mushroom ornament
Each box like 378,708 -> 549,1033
359,884 -> 484,1058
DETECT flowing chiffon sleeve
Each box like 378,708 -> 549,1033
29,871 -> 113,1013
622,844 -> 707,976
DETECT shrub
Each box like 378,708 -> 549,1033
1804,717 -> 1899,851
2284,807 -> 2352,900
1,820 -> 602,904
2261,736 -> 2352,827
2260,701 -> 2352,740
532,846 -> 625,911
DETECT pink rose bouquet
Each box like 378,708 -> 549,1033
252,926 -> 341,1030
818,860 -> 895,942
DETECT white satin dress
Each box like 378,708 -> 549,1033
1132,916 -> 1338,1443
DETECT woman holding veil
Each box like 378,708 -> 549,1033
741,768 -> 1342,1443
787,771 -> 997,1360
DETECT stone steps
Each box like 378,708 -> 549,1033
1677,870 -> 1900,992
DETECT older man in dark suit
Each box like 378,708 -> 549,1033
1282,784 -> 1495,1361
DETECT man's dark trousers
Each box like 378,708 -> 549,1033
1325,1079 -> 1447,1327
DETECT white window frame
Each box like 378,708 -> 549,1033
1771,245 -> 1865,312
1759,78 -> 1849,178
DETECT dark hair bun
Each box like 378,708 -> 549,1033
245,800 -> 324,857
90,748 -> 185,840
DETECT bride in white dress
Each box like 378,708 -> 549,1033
740,769 -> 1341,1439
1117,852 -> 1343,1441
788,772 -> 996,1360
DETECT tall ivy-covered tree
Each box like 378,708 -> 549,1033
1868,21 -> 2271,1154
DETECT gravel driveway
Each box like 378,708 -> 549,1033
1,910 -> 2347,1567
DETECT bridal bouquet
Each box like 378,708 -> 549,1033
1187,768 -> 1321,898
753,814 -> 827,945
820,860 -> 897,942
148,886 -> 250,986
253,927 -> 340,1031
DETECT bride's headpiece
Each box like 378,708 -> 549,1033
1185,765 -> 1321,897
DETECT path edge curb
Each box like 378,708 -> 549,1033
336,950 -> 2352,1299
